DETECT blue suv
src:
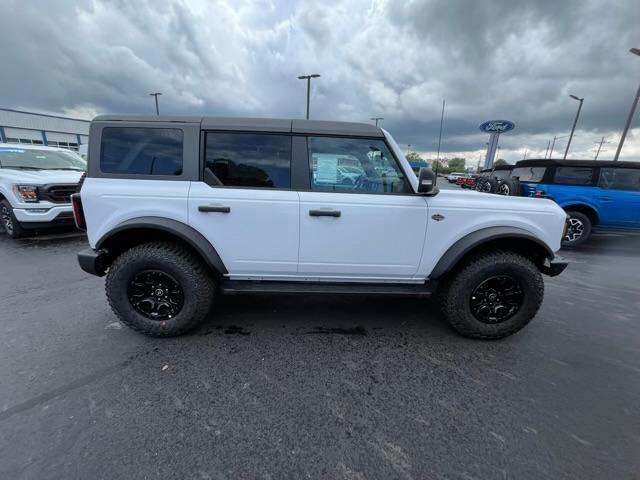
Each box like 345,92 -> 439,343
511,159 -> 640,246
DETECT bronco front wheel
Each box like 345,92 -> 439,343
440,251 -> 544,339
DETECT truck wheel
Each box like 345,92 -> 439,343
562,211 -> 591,247
105,241 -> 215,337
440,251 -> 544,340
479,177 -> 498,193
0,200 -> 25,239
497,178 -> 519,196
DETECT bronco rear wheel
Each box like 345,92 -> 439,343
106,241 -> 215,337
562,211 -> 591,247
440,251 -> 544,339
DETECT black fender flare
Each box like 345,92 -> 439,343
428,226 -> 554,279
96,216 -> 228,276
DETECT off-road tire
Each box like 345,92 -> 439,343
105,241 -> 215,337
562,211 -> 591,247
477,177 -> 498,193
0,200 -> 26,239
497,178 -> 520,196
440,251 -> 544,340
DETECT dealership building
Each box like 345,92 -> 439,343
0,108 -> 90,152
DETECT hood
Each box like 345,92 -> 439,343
0,169 -> 83,185
432,188 -> 561,213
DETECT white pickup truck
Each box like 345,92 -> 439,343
72,116 -> 568,340
0,144 -> 85,238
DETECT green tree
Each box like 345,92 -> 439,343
405,152 -> 424,163
432,160 -> 450,174
448,157 -> 466,172
493,159 -> 508,167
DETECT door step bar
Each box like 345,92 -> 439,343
220,280 -> 434,297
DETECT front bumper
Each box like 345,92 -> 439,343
78,248 -> 109,277
13,205 -> 75,227
540,255 -> 569,277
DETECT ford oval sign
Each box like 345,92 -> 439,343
479,120 -> 515,133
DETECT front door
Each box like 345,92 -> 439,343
188,132 -> 299,276
298,136 -> 428,280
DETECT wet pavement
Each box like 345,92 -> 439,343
0,228 -> 639,479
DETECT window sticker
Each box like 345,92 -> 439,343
315,155 -> 339,184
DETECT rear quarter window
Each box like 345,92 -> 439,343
100,127 -> 183,176
511,166 -> 546,183
554,167 -> 594,185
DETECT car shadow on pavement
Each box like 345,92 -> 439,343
191,293 -> 456,340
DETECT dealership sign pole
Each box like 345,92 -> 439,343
479,120 -> 515,169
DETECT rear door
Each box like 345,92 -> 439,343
596,167 -> 640,227
298,136 -> 428,280
188,131 -> 299,277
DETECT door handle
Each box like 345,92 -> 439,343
309,209 -> 341,217
198,204 -> 231,213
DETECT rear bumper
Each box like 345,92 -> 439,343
78,248 -> 108,277
540,255 -> 569,277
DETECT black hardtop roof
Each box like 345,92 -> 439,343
92,115 -> 384,137
515,158 -> 640,169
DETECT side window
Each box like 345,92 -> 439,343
553,167 -> 594,185
510,166 -> 546,183
599,168 -> 640,191
204,133 -> 291,189
308,137 -> 410,193
100,128 -> 183,175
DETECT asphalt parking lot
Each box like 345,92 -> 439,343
1,222 -> 639,479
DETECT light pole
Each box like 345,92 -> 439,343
434,99 -> 445,179
549,134 -> 570,158
370,117 -> 384,127
544,139 -> 551,159
297,74 -> 320,119
563,94 -> 584,160
149,92 -> 162,115
594,136 -> 607,160
613,48 -> 640,161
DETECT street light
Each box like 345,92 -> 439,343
563,94 -> 584,160
370,117 -> 384,127
297,74 -> 321,120
613,48 -> 640,161
549,134 -> 570,158
149,92 -> 162,115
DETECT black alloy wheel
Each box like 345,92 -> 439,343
469,275 -> 524,324
497,182 -> 511,195
127,270 -> 185,320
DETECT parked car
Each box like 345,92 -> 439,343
476,165 -> 515,195
0,144 -> 86,238
74,115 -> 568,340
457,174 -> 478,189
511,159 -> 640,246
446,172 -> 465,183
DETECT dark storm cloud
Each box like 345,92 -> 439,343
1,0 -> 638,160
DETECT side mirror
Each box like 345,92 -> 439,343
417,168 -> 439,196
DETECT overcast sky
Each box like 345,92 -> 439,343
1,0 -> 639,163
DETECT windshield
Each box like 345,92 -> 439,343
0,147 -> 86,171
511,166 -> 546,183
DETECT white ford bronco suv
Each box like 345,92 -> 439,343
0,144 -> 86,238
73,116 -> 568,339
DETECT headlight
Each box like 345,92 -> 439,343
13,185 -> 39,203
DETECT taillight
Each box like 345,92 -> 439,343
71,193 -> 86,230
534,189 -> 546,198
